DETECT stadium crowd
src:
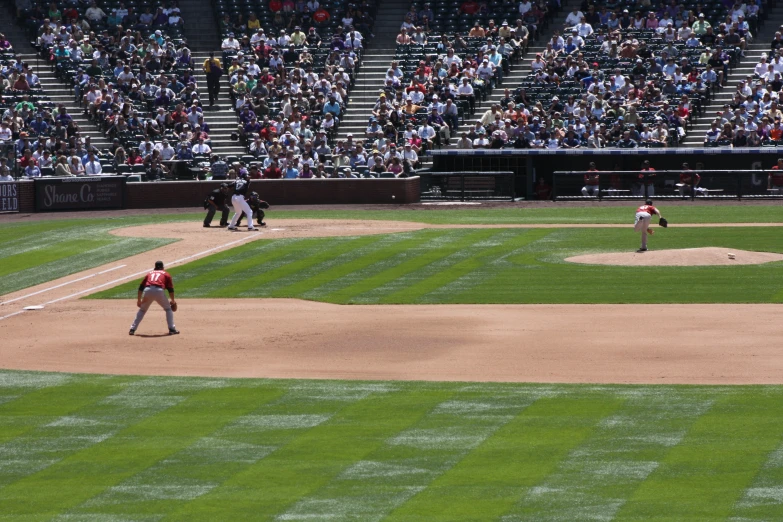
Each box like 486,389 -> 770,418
703,28 -> 783,146
440,1 -> 759,149
207,0 -> 401,177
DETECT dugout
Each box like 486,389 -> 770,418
429,148 -> 783,200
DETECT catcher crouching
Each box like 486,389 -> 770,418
236,192 -> 270,227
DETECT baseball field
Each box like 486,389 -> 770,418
2,202 -> 783,520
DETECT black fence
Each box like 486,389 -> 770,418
430,149 -> 783,199
419,171 -> 515,201
551,170 -> 783,201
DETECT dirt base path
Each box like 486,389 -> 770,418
3,219 -> 783,385
2,300 -> 782,384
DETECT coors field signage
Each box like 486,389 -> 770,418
0,182 -> 19,213
35,177 -> 125,211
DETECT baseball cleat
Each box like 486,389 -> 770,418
129,328 -> 135,335
203,224 -> 211,228
219,224 -> 228,227
169,329 -> 180,335
227,226 -> 237,231
637,248 -> 648,252
248,228 -> 259,231
259,222 -> 267,227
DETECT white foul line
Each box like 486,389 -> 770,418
0,265 -> 127,307
0,233 -> 260,321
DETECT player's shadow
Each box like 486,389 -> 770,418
134,333 -> 175,338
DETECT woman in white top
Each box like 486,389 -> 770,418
69,157 -> 86,176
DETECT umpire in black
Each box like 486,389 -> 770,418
236,191 -> 270,227
203,183 -> 230,227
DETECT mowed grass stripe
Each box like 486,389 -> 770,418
201,241 -> 331,298
91,239 -> 291,299
361,228 -> 510,304
296,231 -> 440,302
217,236 -> 373,297
266,234 -> 410,299
385,395 -> 624,521
270,206 -> 783,225
0,236 -> 171,297
344,229 -> 497,304
502,389 -> 715,521
262,235 -> 391,298
0,386 -> 283,516
0,378 -> 127,445
65,384 -> 354,518
165,388 -> 452,521
277,389 -> 546,521
614,390 -> 783,521
729,437 -> 783,520
405,229 -> 553,304
320,230 -> 475,304
179,241 -> 308,298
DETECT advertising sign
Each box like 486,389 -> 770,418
35,177 -> 125,211
0,182 -> 18,213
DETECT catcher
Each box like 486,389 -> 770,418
235,191 -> 270,227
634,200 -> 666,252
129,260 -> 179,336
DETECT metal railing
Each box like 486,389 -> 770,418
550,170 -> 783,201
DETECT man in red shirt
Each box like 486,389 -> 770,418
581,162 -> 600,197
678,162 -> 702,197
634,199 -> 663,252
637,160 -> 656,197
129,260 -> 179,335
263,159 -> 283,179
769,158 -> 783,192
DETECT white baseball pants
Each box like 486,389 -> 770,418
634,211 -> 652,249
229,194 -> 255,229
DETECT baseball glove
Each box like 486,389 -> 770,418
659,217 -> 668,228
258,200 -> 270,210
170,301 -> 178,312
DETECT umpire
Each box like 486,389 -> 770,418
203,183 -> 230,227
236,191 -> 270,227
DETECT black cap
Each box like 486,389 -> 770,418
154,260 -> 164,269
645,199 -> 653,205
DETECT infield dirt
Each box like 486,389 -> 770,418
1,219 -> 782,385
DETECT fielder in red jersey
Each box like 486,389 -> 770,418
129,261 -> 178,336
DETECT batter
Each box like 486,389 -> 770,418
227,171 -> 258,232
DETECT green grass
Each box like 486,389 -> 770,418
1,205 -> 781,296
0,216 -> 196,296
1,370 -> 783,521
92,226 -> 783,304
271,205 -> 783,224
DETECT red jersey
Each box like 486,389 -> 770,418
636,204 -> 658,215
584,170 -> 599,185
679,171 -> 700,184
313,8 -> 330,22
639,167 -> 656,181
139,270 -> 173,291
771,165 -> 783,186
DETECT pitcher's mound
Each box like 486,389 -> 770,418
566,247 -> 783,267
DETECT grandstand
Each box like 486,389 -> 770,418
1,0 -> 782,183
